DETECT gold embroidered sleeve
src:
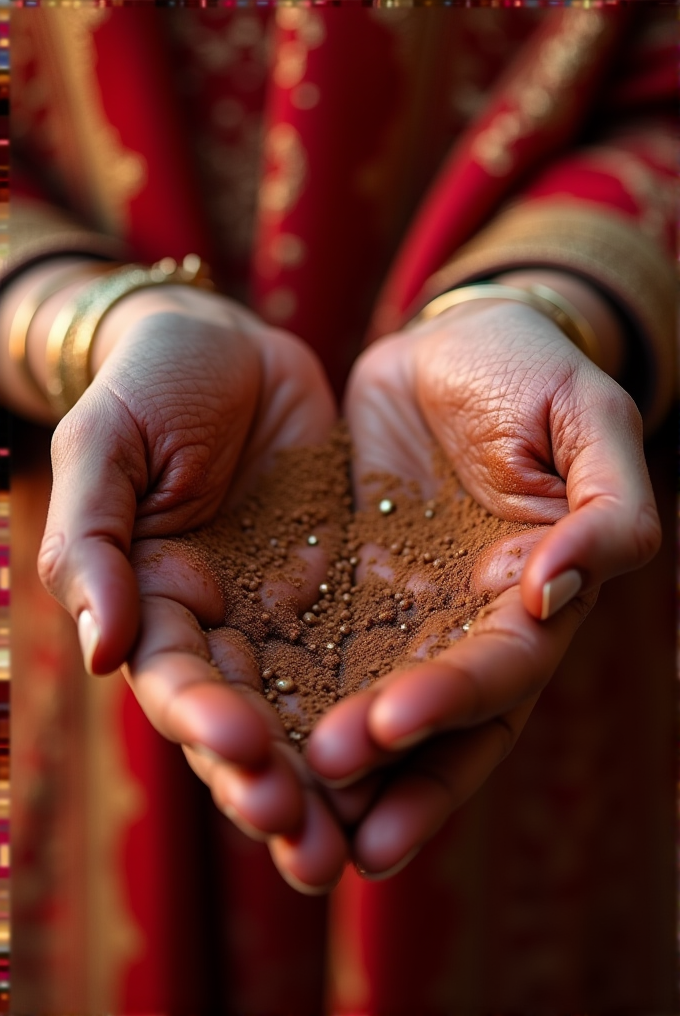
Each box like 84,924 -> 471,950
417,200 -> 676,431
4,197 -> 129,288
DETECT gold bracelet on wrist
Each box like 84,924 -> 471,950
45,254 -> 212,416
414,282 -> 602,368
8,260 -> 113,408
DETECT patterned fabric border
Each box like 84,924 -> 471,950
415,198 -> 676,432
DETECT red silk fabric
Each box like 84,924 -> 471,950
10,9 -> 677,1014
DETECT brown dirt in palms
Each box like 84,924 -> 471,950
177,424 -> 533,749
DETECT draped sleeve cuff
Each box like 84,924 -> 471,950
415,199 -> 676,431
4,197 -> 129,289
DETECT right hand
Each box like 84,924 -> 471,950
308,293 -> 661,878
37,286 -> 348,892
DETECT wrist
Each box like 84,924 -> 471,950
0,256 -> 102,422
91,285 -> 206,374
492,269 -> 625,380
0,256 -> 238,422
92,285 -> 263,376
42,259 -> 218,415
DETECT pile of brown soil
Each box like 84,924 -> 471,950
178,425 -> 532,749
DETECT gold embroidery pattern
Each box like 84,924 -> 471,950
420,199 -> 676,430
263,5 -> 325,212
471,11 -> 607,177
274,7 -> 325,107
201,119 -> 264,260
179,9 -> 267,80
358,11 -> 531,245
254,9 -> 325,298
259,123 -> 307,217
169,12 -> 268,263
268,232 -> 306,269
574,145 -> 678,244
33,10 -> 147,235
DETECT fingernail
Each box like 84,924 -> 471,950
222,803 -> 269,843
387,725 -> 435,752
279,868 -> 342,897
77,609 -> 100,675
356,846 -> 421,882
319,765 -> 371,790
541,569 -> 582,620
191,743 -> 224,765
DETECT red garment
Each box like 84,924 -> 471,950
10,8 -> 676,1014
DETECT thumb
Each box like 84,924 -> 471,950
521,380 -> 661,620
38,391 -> 147,674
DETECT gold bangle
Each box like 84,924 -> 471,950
45,254 -> 212,416
414,283 -> 602,367
8,261 -> 112,408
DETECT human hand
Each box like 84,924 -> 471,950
37,288 -> 348,891
308,294 -> 661,877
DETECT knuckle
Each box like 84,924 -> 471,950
597,377 -> 642,432
37,530 -> 66,595
614,384 -> 642,426
350,334 -> 407,391
50,408 -> 92,467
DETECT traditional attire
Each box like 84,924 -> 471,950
8,6 -> 676,1013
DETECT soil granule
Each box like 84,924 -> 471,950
176,424 -> 533,750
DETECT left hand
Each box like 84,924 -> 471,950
307,296 -> 661,878
37,287 -> 349,893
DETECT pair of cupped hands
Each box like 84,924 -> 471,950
37,279 -> 660,894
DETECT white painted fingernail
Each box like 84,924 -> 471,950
541,569 -> 582,620
77,609 -> 100,675
356,846 -> 421,882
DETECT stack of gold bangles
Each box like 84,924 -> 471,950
10,261 -> 599,419
8,253 -> 212,416
413,282 -> 602,368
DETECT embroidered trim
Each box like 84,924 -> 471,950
34,10 -> 147,235
418,199 -> 676,430
4,199 -> 127,287
471,11 -> 607,177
